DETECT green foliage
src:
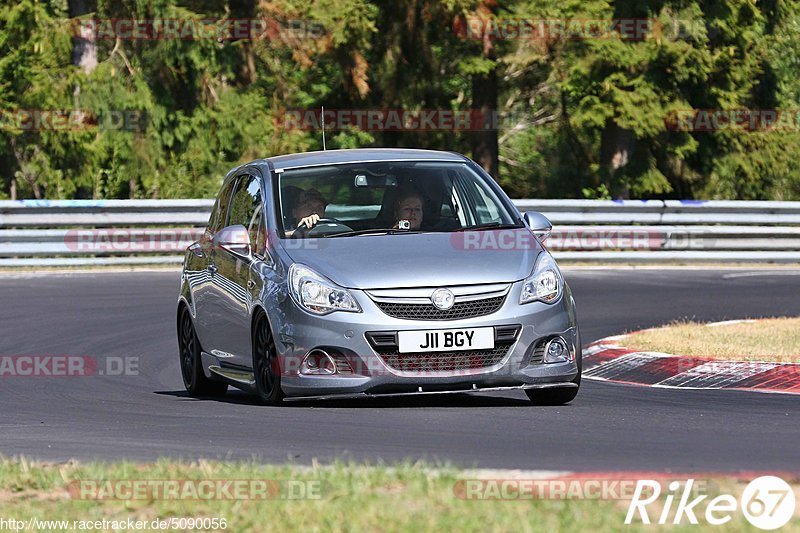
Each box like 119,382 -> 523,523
582,183 -> 611,200
0,0 -> 798,199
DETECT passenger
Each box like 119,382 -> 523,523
393,191 -> 424,230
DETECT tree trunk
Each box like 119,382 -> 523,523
68,0 -> 98,73
600,120 -> 633,198
471,69 -> 499,179
231,0 -> 257,85
470,2 -> 500,179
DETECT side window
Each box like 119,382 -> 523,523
473,183 -> 502,223
228,174 -> 264,250
209,179 -> 236,234
451,171 -> 510,226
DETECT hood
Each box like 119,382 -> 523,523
281,229 -> 542,289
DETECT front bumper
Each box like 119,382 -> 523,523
271,281 -> 580,398
282,382 -> 579,402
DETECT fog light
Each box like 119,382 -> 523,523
544,338 -> 571,363
300,349 -> 337,375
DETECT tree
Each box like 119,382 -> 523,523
1,0 -> 799,200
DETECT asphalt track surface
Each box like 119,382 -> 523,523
0,269 -> 798,471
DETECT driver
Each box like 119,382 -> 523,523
288,188 -> 327,236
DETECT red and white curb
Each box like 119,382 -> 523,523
583,331 -> 800,395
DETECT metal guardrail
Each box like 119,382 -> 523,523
1,199 -> 799,266
0,199 -> 213,227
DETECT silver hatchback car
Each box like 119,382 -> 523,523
177,148 -> 581,405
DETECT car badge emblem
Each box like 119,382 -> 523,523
431,288 -> 455,310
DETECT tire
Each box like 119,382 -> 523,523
178,307 -> 227,397
525,373 -> 580,406
252,313 -> 284,406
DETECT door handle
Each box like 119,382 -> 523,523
208,264 -> 218,276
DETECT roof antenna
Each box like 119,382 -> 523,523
321,106 -> 327,151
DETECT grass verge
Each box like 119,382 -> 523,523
623,317 -> 800,362
0,459 -> 797,532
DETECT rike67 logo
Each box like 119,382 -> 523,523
626,476 -> 796,530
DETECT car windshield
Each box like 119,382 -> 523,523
276,161 -> 520,238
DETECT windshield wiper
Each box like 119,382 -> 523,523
324,228 -> 425,238
451,222 -> 524,232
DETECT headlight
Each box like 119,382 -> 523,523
288,263 -> 361,315
519,252 -> 563,304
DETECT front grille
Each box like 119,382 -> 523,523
375,345 -> 511,373
374,295 -> 506,320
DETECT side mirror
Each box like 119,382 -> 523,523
522,211 -> 552,241
214,225 -> 251,257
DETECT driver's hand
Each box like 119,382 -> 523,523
298,214 -> 321,229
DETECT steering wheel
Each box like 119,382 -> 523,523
292,218 -> 352,238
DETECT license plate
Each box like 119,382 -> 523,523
397,327 -> 494,353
